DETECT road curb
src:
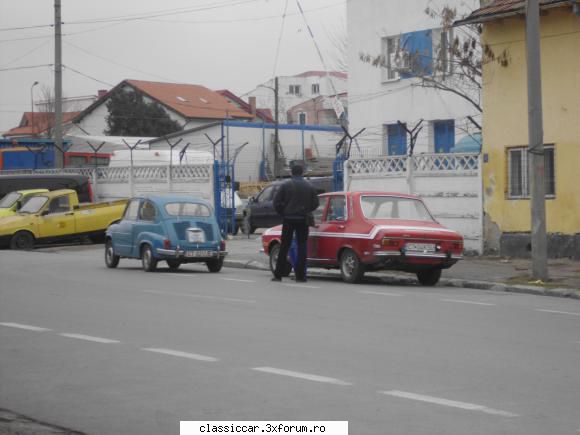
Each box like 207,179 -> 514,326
223,259 -> 580,300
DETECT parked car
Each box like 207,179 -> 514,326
105,195 -> 227,272
242,177 -> 333,234
0,189 -> 49,218
261,191 -> 464,286
0,174 -> 93,203
0,189 -> 127,249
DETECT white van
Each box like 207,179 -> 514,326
108,149 -> 214,167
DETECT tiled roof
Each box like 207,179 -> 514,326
4,111 -> 81,137
126,80 -> 253,120
456,0 -> 570,24
215,89 -> 274,123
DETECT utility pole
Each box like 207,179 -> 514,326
54,0 -> 64,168
274,76 -> 280,178
525,0 -> 548,280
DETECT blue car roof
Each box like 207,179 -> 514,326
134,194 -> 212,207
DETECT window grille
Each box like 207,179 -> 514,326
507,145 -> 555,199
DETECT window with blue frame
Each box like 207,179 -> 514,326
386,123 -> 407,156
400,29 -> 433,78
433,120 -> 455,153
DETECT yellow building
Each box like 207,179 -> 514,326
458,0 -> 580,259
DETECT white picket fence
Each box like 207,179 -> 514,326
344,153 -> 483,254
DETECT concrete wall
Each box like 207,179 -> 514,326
481,8 -> 580,258
344,153 -> 483,253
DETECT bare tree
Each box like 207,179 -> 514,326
358,5 -> 510,115
326,19 -> 348,73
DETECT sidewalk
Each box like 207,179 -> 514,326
225,234 -> 580,299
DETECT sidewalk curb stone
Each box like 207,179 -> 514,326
223,259 -> 580,300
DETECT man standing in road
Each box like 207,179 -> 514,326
271,164 -> 319,282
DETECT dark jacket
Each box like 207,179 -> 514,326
273,176 -> 319,219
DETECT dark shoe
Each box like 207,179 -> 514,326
271,276 -> 282,282
295,278 -> 308,283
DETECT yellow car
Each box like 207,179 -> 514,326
0,189 -> 49,218
0,189 -> 127,249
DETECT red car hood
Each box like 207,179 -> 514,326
369,219 -> 462,240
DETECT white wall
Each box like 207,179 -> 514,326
347,0 -> 480,155
345,153 -> 483,253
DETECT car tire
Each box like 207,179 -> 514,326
206,257 -> 224,273
10,231 -> 35,250
141,245 -> 158,272
269,243 -> 292,277
242,216 -> 255,235
105,239 -> 120,268
340,249 -> 365,283
167,260 -> 181,270
416,268 -> 442,286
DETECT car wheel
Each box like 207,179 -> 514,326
206,257 -> 224,273
242,216 -> 255,235
10,231 -> 35,250
166,259 -> 181,270
416,268 -> 442,286
269,243 -> 292,277
340,249 -> 365,283
141,245 -> 158,272
104,239 -> 120,268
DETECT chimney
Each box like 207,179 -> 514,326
97,89 -> 108,99
249,96 -> 257,116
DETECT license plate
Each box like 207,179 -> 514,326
406,243 -> 436,252
185,250 -> 214,258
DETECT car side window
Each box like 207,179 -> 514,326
47,196 -> 70,214
124,200 -> 140,220
139,200 -> 157,222
312,197 -> 327,225
257,186 -> 274,203
326,196 -> 347,222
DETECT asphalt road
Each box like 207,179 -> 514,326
1,246 -> 579,435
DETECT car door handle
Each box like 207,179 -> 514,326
338,225 -> 345,229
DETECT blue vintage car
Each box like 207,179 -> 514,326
104,195 -> 226,272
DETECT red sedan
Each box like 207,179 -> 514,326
262,191 -> 464,286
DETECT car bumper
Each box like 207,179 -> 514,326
373,251 -> 463,260
156,248 -> 228,258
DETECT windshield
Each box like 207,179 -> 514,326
165,202 -> 211,217
19,196 -> 49,214
0,192 -> 21,208
360,196 -> 435,222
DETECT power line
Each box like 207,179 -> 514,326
0,40 -> 51,68
0,64 -> 53,72
63,64 -> 115,87
272,0 -> 290,78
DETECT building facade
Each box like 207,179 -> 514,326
347,0 -> 481,157
458,0 -> 580,259
244,71 -> 347,124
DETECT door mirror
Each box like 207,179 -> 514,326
41,210 -> 50,216
248,196 -> 255,203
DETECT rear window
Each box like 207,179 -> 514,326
360,196 -> 434,221
165,202 -> 211,217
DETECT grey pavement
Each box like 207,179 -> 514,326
1,245 -> 580,434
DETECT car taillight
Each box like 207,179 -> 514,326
163,239 -> 171,249
453,241 -> 463,252
382,238 -> 402,249
220,240 -> 226,251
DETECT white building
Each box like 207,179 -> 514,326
347,0 -> 481,157
245,71 -> 348,124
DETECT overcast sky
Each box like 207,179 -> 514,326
0,0 -> 346,132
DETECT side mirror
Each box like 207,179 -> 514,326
41,210 -> 50,216
248,196 -> 255,203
